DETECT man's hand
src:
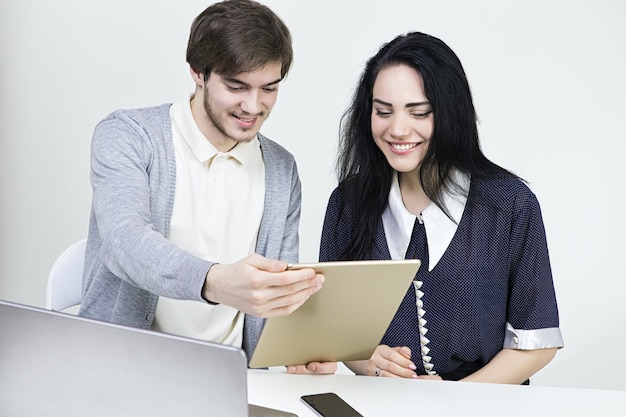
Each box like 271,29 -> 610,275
202,254 -> 324,317
286,362 -> 338,375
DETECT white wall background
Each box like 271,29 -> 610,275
1,0 -> 625,391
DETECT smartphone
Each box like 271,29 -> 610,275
300,393 -> 363,417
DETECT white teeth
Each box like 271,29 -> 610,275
391,143 -> 417,150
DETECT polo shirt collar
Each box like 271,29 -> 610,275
171,94 -> 259,165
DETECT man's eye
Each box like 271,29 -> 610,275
227,85 -> 245,91
262,87 -> 277,93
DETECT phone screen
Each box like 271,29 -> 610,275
300,393 -> 363,417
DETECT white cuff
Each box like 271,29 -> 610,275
503,322 -> 564,350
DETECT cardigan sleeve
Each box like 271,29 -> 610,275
89,111 -> 211,301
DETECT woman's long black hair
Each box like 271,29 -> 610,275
336,32 -> 516,260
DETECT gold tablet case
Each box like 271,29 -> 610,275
248,259 -> 421,368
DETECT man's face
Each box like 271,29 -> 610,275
195,62 -> 282,152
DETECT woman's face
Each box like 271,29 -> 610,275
371,64 -> 434,176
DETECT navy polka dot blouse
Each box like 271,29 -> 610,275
319,174 -> 564,380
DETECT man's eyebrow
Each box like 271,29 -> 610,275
372,98 -> 430,108
263,78 -> 282,87
223,77 -> 282,87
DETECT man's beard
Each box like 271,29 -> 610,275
203,85 -> 263,143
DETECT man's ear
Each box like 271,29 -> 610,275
189,66 -> 205,87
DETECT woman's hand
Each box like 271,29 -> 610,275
367,345 -> 419,378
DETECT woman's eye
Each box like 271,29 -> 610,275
412,110 -> 432,119
375,109 -> 392,117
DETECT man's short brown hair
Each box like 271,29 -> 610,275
186,0 -> 293,79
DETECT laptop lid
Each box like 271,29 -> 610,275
249,259 -> 421,368
0,300 -> 296,417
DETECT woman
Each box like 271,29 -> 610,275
319,32 -> 564,383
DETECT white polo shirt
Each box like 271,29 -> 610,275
152,95 -> 265,347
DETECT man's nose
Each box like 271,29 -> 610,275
240,90 -> 261,114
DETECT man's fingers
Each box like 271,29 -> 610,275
287,362 -> 337,374
207,255 -> 325,317
246,254 -> 289,273
258,285 -> 317,317
247,255 -> 324,287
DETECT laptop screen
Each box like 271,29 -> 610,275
0,300 -> 251,417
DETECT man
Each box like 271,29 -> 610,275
79,0 -> 334,373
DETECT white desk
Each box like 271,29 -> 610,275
248,369 -> 626,417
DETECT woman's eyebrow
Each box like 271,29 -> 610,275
372,98 -> 430,108
372,98 -> 392,106
405,101 -> 430,108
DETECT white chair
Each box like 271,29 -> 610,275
46,239 -> 87,312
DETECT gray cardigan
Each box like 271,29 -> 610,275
79,104 -> 301,358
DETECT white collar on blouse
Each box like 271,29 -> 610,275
382,171 -> 470,271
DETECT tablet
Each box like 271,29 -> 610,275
248,259 -> 421,368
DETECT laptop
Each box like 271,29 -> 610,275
249,259 -> 421,368
0,300 -> 296,417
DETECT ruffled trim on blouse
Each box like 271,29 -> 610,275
414,280 -> 437,375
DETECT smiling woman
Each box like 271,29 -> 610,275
371,65 -> 433,212
319,31 -> 564,384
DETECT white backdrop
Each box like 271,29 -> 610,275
1,0 -> 625,391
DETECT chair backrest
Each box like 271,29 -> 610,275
46,239 -> 87,312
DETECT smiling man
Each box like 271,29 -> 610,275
79,0 -> 332,373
